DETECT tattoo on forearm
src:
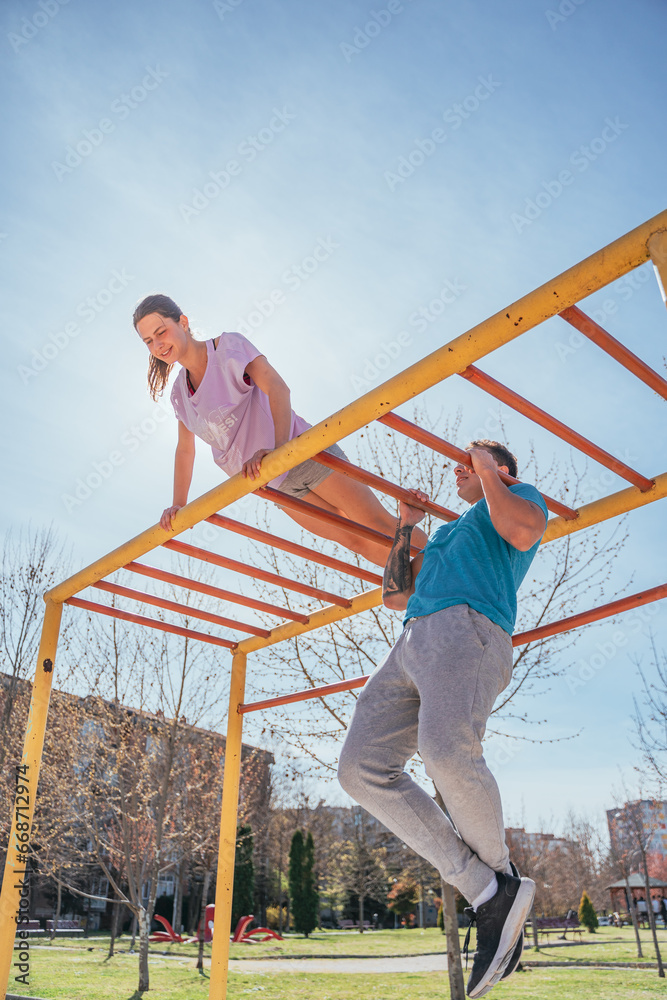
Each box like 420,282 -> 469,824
383,524 -> 414,598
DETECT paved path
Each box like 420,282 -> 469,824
224,954 -> 449,974
31,944 -> 450,973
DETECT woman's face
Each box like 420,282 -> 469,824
136,312 -> 188,363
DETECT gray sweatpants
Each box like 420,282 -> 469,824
338,603 -> 513,903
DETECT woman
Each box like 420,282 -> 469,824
134,294 -> 427,565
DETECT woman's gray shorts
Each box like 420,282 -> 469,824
276,442 -> 349,500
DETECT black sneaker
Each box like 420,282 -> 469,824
463,871 -> 535,998
501,863 -> 526,981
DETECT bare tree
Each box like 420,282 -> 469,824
505,814 -> 612,918
632,639 -> 667,786
329,807 -> 389,932
0,525 -> 74,870
266,799 -> 293,935
609,791 -> 665,977
607,825 -> 644,958
0,525 -> 72,768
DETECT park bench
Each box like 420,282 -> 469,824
338,919 -> 371,930
45,919 -> 83,935
17,920 -> 43,935
534,917 -> 583,942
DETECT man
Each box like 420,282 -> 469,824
338,439 -> 548,997
637,896 -> 648,928
651,895 -> 662,926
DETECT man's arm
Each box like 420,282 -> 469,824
382,490 -> 427,611
469,447 -> 546,551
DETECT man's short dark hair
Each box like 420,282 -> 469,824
465,439 -> 518,479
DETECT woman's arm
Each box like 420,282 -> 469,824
242,355 -> 293,480
160,421 -> 195,530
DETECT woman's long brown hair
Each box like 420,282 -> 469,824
133,294 -> 183,401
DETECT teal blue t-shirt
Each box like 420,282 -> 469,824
404,483 -> 548,635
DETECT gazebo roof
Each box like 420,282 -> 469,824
607,874 -> 667,890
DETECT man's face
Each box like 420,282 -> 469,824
453,448 -> 506,504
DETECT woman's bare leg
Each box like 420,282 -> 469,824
311,472 -> 428,560
279,473 -> 427,567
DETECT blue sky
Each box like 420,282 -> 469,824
1,0 -> 666,837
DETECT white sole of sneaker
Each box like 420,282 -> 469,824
467,879 -> 535,998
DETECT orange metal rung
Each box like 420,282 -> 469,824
124,561 -> 309,626
164,540 -> 353,609
238,675 -> 368,714
66,597 -> 237,648
206,514 -> 382,587
93,580 -> 270,638
378,412 -> 578,520
238,582 -> 667,713
312,451 -> 458,522
256,487 -> 423,556
459,365 -> 655,492
559,305 -> 667,400
513,581 -> 667,646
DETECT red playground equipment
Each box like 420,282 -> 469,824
149,905 -> 283,945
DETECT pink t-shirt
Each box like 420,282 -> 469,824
170,333 -> 311,488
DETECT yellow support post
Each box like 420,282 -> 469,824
0,600 -> 62,998
209,651 -> 248,1000
648,229 -> 667,309
541,471 -> 667,543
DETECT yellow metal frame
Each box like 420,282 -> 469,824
1,209 -> 666,998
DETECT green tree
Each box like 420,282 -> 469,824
288,829 -> 304,929
302,832 -> 319,935
437,901 -> 444,932
578,890 -> 598,933
232,824 -> 255,929
289,829 -> 318,936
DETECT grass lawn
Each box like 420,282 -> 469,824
525,925 -> 666,966
39,924 -> 666,962
7,927 -> 666,999
5,948 -> 667,1000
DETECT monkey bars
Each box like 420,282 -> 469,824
236,582 -> 667,715
1,210 -> 667,1000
